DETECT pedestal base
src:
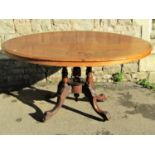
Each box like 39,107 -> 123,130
43,67 -> 110,122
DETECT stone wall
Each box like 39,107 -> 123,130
0,19 -> 154,89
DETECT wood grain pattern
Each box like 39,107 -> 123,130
5,52 -> 149,67
2,31 -> 152,67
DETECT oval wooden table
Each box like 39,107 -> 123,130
2,31 -> 152,122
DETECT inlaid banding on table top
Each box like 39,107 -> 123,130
2,31 -> 152,63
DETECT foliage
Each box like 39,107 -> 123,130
112,72 -> 124,82
137,79 -> 155,91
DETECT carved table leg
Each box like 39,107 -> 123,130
43,67 -> 71,122
83,67 -> 110,121
43,66 -> 110,122
83,84 -> 111,121
43,84 -> 71,121
86,67 -> 107,102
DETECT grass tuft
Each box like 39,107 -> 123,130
137,79 -> 155,91
112,72 -> 124,82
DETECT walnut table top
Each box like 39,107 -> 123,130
2,31 -> 152,67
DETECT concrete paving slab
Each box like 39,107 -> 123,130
0,82 -> 155,135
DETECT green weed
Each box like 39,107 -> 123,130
137,79 -> 155,91
112,72 -> 124,82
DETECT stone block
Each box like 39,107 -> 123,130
24,68 -> 38,74
81,67 -> 86,78
66,67 -> 72,75
151,39 -> 155,54
31,19 -> 52,32
0,37 -> 2,50
109,19 -> 117,26
114,25 -> 141,38
93,19 -> 101,30
117,19 -> 133,25
2,62 -> 17,70
122,62 -> 138,73
23,74 -> 30,80
113,25 -> 126,34
152,49 -> 155,54
11,69 -> 25,74
94,19 -> 115,32
139,54 -> 155,72
0,19 -> 15,33
95,71 -> 104,76
0,78 -> 8,84
13,61 -> 30,67
70,19 -> 94,30
151,31 -> 155,39
123,25 -> 141,38
13,19 -> 32,34
93,67 -> 102,72
4,33 -> 20,41
7,75 -> 23,82
0,35 -> 3,40
152,22 -> 155,30
148,72 -> 155,83
124,73 -> 132,81
103,64 -> 121,74
102,74 -> 112,79
36,65 -> 46,73
132,72 -> 149,80
52,19 -> 72,31
95,77 -> 103,82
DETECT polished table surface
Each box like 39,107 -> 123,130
2,31 -> 152,67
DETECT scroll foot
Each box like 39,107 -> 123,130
43,84 -> 71,122
83,85 -> 110,121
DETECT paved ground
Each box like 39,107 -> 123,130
0,82 -> 155,135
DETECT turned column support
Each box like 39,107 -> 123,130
71,67 -> 82,101
62,67 -> 69,84
86,67 -> 94,88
